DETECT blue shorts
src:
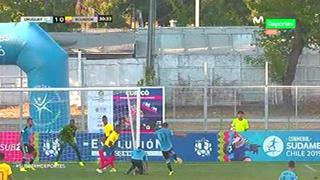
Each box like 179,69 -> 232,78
162,148 -> 176,160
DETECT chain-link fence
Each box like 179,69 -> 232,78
1,86 -> 320,132
166,86 -> 320,131
0,87 -> 143,133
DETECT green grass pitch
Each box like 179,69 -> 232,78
13,162 -> 320,180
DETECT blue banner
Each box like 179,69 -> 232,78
218,131 -> 320,162
39,133 -> 218,162
175,133 -> 218,162
30,91 -> 69,132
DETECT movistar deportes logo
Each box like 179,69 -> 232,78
263,136 -> 284,157
194,138 -> 213,157
252,16 -> 264,24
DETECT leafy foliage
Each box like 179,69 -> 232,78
166,0 -> 251,26
201,0 -> 250,26
80,0 -> 128,28
0,0 -> 45,22
245,0 -> 320,84
167,0 -> 195,26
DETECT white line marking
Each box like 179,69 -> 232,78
305,164 -> 317,172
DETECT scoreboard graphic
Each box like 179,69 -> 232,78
20,15 -> 112,24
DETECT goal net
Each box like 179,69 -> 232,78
0,87 -> 144,163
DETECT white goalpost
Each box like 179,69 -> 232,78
126,88 -> 142,150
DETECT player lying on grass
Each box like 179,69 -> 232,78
96,125 -> 121,173
54,119 -> 84,167
20,117 -> 37,172
0,153 -> 14,180
156,122 -> 183,176
125,147 -> 148,175
279,161 -> 298,180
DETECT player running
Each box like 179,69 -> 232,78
156,122 -> 183,176
0,153 -> 13,180
279,161 -> 298,180
54,119 -> 84,167
96,125 -> 121,174
20,117 -> 37,172
125,147 -> 148,175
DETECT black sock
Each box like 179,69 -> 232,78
166,163 -> 173,172
30,158 -> 34,165
22,158 -> 26,166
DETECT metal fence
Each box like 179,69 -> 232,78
1,86 -> 320,132
0,87 -> 142,133
165,86 -> 320,131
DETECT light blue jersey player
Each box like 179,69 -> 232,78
279,161 -> 298,180
156,122 -> 183,176
20,117 -> 37,172
126,147 -> 148,175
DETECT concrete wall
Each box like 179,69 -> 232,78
0,58 -> 145,105
1,27 -> 320,106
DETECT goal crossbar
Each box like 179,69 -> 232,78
0,86 -> 142,92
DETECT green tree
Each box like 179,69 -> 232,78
0,0 -> 79,31
0,0 -> 130,30
167,0 -> 195,26
245,0 -> 320,104
0,0 -> 45,22
80,0 -> 128,28
165,0 -> 250,26
43,0 -> 79,32
201,0 -> 250,26
133,0 -> 173,26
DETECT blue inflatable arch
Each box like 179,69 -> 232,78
0,22 -> 69,132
